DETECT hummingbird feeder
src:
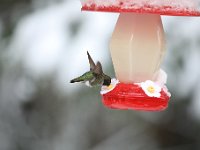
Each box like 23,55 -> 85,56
81,0 -> 200,111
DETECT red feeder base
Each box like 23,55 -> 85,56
102,83 -> 170,111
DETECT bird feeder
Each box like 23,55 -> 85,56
81,0 -> 200,111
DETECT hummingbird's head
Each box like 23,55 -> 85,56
103,75 -> 111,86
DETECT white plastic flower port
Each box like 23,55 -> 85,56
81,0 -> 200,111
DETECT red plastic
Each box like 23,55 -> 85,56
82,4 -> 200,16
102,83 -> 170,111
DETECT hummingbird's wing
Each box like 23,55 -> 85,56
87,51 -> 96,71
93,61 -> 103,75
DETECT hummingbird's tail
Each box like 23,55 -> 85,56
70,71 -> 93,84
70,76 -> 85,83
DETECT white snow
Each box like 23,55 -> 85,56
7,0 -> 118,93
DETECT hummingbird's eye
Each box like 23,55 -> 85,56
103,78 -> 111,86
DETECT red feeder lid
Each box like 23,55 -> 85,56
101,82 -> 170,111
81,0 -> 200,16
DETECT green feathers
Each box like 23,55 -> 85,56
70,71 -> 94,83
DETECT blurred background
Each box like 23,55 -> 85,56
1,0 -> 200,150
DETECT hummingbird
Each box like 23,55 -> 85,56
70,51 -> 111,87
